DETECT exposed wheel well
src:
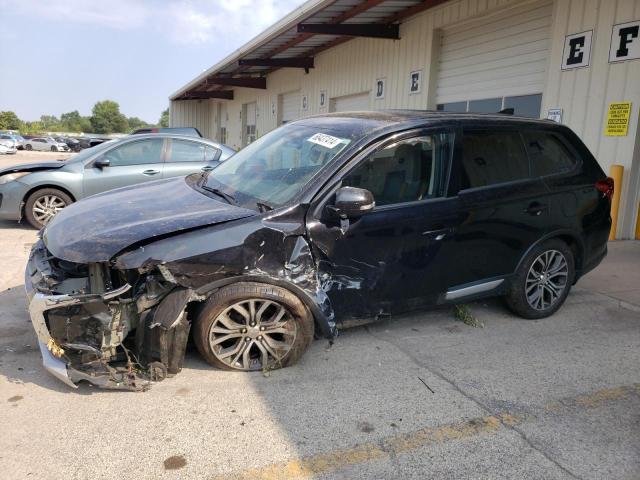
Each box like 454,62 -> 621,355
22,185 -> 76,216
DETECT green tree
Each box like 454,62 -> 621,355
127,116 -> 150,131
60,111 -> 84,132
159,108 -> 169,128
90,100 -> 128,134
0,111 -> 23,130
40,115 -> 60,130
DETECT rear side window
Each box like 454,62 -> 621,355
168,139 -> 207,162
460,131 -> 529,189
523,131 -> 577,177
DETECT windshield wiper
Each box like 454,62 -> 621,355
256,202 -> 273,213
202,186 -> 236,205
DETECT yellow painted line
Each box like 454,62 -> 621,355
211,413 -> 519,480
212,384 -> 640,480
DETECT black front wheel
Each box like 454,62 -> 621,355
505,239 -> 575,319
194,282 -> 314,371
25,144 -> 32,151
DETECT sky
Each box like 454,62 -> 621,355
0,0 -> 307,123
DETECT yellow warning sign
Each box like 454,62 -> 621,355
605,102 -> 632,136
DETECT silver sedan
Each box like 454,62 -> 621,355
24,137 -> 70,152
0,133 -> 235,228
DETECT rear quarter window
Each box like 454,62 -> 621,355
460,130 -> 529,189
522,131 -> 577,177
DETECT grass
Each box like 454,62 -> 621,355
453,304 -> 484,328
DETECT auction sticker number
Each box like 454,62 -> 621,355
307,133 -> 343,149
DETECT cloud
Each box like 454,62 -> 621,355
0,0 -> 307,45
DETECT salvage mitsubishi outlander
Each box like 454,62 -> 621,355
25,111 -> 612,390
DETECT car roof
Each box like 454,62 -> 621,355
117,133 -> 233,150
293,110 -> 559,136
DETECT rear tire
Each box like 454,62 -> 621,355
24,188 -> 73,229
504,239 -> 575,319
194,282 -> 314,371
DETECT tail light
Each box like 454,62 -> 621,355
595,177 -> 614,201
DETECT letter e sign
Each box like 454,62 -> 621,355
562,31 -> 592,69
609,20 -> 640,62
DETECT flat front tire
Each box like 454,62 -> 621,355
505,239 -> 575,319
194,282 -> 314,371
24,188 -> 73,229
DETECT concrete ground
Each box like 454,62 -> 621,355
0,217 -> 638,479
0,149 -> 74,169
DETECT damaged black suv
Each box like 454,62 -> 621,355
25,111 -> 612,389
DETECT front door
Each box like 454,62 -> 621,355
82,138 -> 165,197
307,129 -> 462,320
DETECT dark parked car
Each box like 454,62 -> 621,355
76,137 -> 110,149
55,136 -> 81,152
25,111 -> 612,390
131,127 -> 203,137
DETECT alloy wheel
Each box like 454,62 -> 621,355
525,249 -> 569,310
32,195 -> 66,225
208,299 -> 297,371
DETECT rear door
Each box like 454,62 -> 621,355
446,127 -> 550,289
82,138 -> 165,197
163,138 -> 221,179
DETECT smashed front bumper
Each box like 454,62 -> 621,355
25,279 -> 131,389
25,241 -> 193,391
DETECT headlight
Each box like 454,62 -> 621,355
0,171 -> 30,185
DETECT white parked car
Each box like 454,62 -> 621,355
24,137 -> 70,152
0,143 -> 17,154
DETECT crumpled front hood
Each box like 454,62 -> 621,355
0,161 -> 66,176
43,176 -> 257,263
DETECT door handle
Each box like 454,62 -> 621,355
422,227 -> 454,240
201,166 -> 214,172
142,169 -> 160,176
524,202 -> 548,216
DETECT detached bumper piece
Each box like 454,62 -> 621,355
25,241 -> 193,391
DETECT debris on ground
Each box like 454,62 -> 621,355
453,304 -> 484,328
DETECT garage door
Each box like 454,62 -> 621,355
435,0 -> 553,106
280,91 -> 300,124
330,92 -> 370,112
242,102 -> 257,146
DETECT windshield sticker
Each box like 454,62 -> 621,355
307,133 -> 343,149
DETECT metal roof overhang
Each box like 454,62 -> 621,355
170,0 -> 448,101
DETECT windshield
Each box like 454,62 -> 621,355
205,124 -> 351,208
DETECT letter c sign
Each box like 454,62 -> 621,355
562,31 -> 593,69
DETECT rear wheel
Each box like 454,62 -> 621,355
505,239 -> 575,319
24,188 -> 73,229
194,282 -> 314,371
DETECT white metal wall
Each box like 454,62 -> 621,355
543,0 -> 640,238
436,0 -> 553,103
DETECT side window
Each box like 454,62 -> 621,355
104,138 -> 163,166
522,131 -> 577,177
204,145 -> 221,162
168,139 -> 206,162
342,133 -> 454,206
460,131 -> 529,189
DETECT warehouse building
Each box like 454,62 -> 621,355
169,0 -> 640,239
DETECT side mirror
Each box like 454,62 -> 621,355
329,186 -> 375,219
94,157 -> 111,168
